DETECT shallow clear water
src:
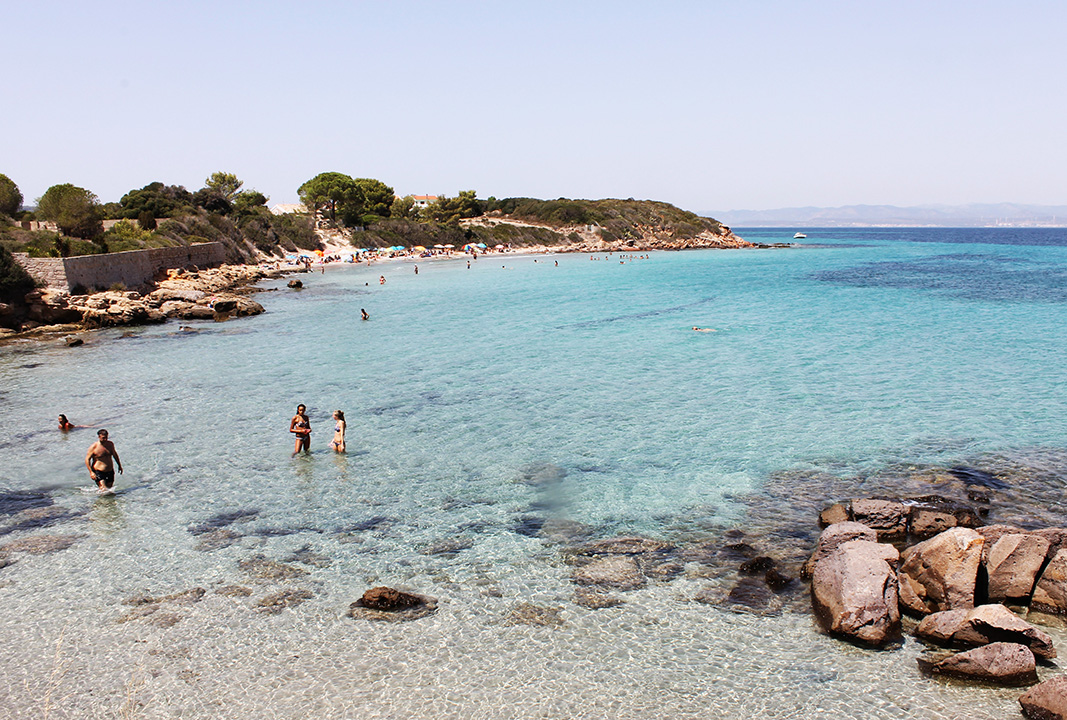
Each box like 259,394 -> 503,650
2,227 -> 1066,718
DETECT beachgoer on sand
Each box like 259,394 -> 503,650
290,404 -> 311,456
332,411 -> 346,453
85,429 -> 122,491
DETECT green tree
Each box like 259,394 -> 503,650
353,178 -> 395,217
119,182 -> 193,219
0,174 -> 23,217
428,190 -> 484,223
390,195 -> 415,219
0,244 -> 38,304
36,184 -> 104,240
297,172 -> 364,225
233,190 -> 268,216
204,171 -> 243,201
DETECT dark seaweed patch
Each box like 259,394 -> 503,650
0,490 -> 52,516
511,515 -> 544,537
559,297 -> 716,330
335,515 -> 394,533
187,509 -> 260,535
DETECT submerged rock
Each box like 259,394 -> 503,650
420,538 -> 473,556
572,556 -> 645,590
255,589 -> 314,614
506,602 -> 564,627
194,528 -> 242,552
215,585 -> 253,598
348,587 -> 437,622
238,555 -> 309,580
0,533 -> 82,554
574,588 -> 624,609
917,642 -> 1038,686
285,545 -> 333,568
579,536 -> 675,556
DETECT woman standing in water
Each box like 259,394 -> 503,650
331,410 -> 346,453
290,404 -> 311,457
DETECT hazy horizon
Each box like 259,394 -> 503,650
4,2 -> 1065,212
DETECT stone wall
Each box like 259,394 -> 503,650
14,243 -> 227,293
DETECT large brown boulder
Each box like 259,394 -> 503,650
985,533 -> 1050,603
916,604 -> 1056,659
918,642 -> 1037,686
898,527 -> 983,615
802,521 -> 878,580
909,507 -> 958,540
811,539 -> 900,647
1033,549 -> 1067,614
1020,675 -> 1067,720
851,499 -> 908,540
348,586 -> 437,622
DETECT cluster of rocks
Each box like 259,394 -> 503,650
2,264 -> 279,337
809,496 -> 1067,717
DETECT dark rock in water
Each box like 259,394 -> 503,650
0,554 -> 15,570
724,528 -> 745,540
336,515 -> 394,533
765,567 -> 794,591
574,588 -> 624,609
65,338 -> 84,347
918,643 -> 1038,686
721,542 -> 757,560
0,490 -> 53,517
579,536 -> 675,556
287,279 -> 303,289
967,489 -> 992,504
511,515 -> 544,537
212,299 -> 237,313
949,466 -> 1007,490
117,605 -> 162,623
194,528 -> 242,552
639,558 -> 684,580
285,545 -> 333,567
145,613 -> 184,628
516,462 -> 567,487
122,587 -> 206,607
215,585 -> 253,598
421,538 -> 473,556
505,602 -> 564,627
909,508 -> 958,539
238,555 -> 309,580
0,534 -> 81,554
726,577 -> 783,615
188,509 -> 260,535
1,505 -> 82,537
572,556 -> 645,590
1019,675 -> 1067,719
255,588 -> 314,614
537,518 -> 595,544
348,587 -> 437,622
739,556 -> 776,574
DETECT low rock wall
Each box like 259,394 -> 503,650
14,243 -> 226,293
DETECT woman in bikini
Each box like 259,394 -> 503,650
290,404 -> 311,457
331,410 -> 346,453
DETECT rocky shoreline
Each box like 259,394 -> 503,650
0,263 -> 289,341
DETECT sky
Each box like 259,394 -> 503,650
4,1 -> 1065,213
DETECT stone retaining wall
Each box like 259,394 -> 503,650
14,243 -> 226,293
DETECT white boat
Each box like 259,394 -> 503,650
793,232 -> 807,239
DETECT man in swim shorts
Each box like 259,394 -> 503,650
85,429 -> 123,491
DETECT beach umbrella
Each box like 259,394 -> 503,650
391,245 -> 406,251
433,244 -> 445,249
494,244 -> 503,249
412,245 -> 427,251
476,243 -> 488,249
444,244 -> 455,248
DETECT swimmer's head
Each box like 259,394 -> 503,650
58,414 -> 68,423
296,404 -> 306,414
333,410 -> 345,421
98,429 -> 108,439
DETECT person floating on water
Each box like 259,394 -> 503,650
692,327 -> 716,332
85,429 -> 122,492
379,275 -> 386,285
361,308 -> 369,321
331,410 -> 346,453
290,404 -> 311,457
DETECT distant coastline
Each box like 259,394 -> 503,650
709,202 -> 1067,228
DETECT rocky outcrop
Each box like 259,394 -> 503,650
898,527 -> 983,615
1033,549 -> 1067,614
1020,675 -> 1067,720
851,499 -> 909,540
811,539 -> 901,646
917,643 -> 1037,686
916,604 -> 1055,659
985,533 -> 1050,604
802,522 -> 877,580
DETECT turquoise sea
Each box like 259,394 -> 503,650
2,227 -> 1066,718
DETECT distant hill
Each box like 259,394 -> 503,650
708,203 -> 1067,228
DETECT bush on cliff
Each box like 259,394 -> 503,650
0,245 -> 37,304
0,174 -> 23,217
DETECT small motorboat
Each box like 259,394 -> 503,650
793,232 -> 807,239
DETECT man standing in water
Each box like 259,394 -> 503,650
85,429 -> 122,491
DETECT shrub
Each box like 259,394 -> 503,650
0,244 -> 37,303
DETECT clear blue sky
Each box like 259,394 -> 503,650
5,1 -> 1065,212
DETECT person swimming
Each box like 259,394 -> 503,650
331,410 -> 346,453
290,404 -> 311,456
58,414 -> 75,431
361,308 -> 369,321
